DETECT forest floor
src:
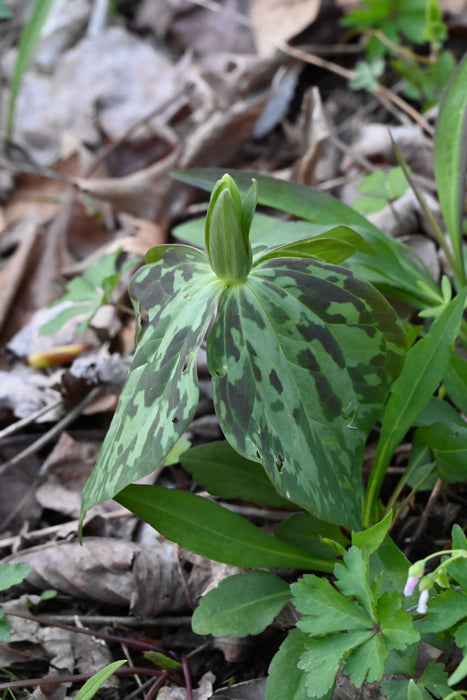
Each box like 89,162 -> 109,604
1,1 -> 467,698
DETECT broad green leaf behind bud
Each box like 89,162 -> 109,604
205,174 -> 257,284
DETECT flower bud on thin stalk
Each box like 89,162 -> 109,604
205,174 -> 257,285
403,549 -> 467,614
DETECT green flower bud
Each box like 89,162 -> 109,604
408,561 -> 425,579
205,174 -> 257,284
419,574 -> 434,591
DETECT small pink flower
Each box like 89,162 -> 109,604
404,576 -> 419,597
417,589 -> 429,614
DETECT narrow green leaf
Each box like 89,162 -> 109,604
209,257 -> 405,528
192,572 -> 290,637
434,53 -> 467,286
143,652 -> 181,671
449,654 -> 467,688
0,563 -> 32,591
7,0 -> 56,139
274,512 -> 347,560
255,226 -> 375,264
180,440 -> 292,507
445,351 -> 467,413
0,618 -> 10,642
352,511 -> 393,554
173,168 -> 441,307
73,661 -> 126,700
364,290 -> 467,524
265,629 -> 310,700
415,421 -> 467,482
80,247 -> 220,525
115,485 -> 332,571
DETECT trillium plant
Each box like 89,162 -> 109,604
76,54 -> 467,697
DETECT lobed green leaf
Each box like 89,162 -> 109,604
293,575 -> 372,635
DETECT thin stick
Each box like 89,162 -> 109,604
0,387 -> 102,476
186,0 -> 434,136
0,398 -> 63,440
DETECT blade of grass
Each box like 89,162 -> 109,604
7,0 -> 56,140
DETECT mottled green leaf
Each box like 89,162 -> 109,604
80,247 -> 220,522
180,440 -> 291,507
173,168 -> 441,307
208,257 -> 405,528
434,53 -> 467,286
265,629 -> 311,700
115,485 -> 331,570
192,572 -> 290,636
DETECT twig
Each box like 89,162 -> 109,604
0,667 -> 166,691
0,387 -> 102,476
0,508 -> 132,550
0,398 -> 63,440
404,478 -> 444,558
186,0 -> 434,136
34,614 -> 193,628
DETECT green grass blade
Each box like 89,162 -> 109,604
364,289 -> 467,525
73,661 -> 126,700
7,0 -> 56,140
434,53 -> 467,288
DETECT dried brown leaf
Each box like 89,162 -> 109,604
251,0 -> 321,53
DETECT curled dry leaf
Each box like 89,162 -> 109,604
12,26 -> 187,166
251,0 -> 322,54
3,537 -> 242,617
157,672 -> 215,700
0,364 -> 62,420
340,124 -> 434,177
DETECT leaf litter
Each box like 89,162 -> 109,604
1,0 -> 467,698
